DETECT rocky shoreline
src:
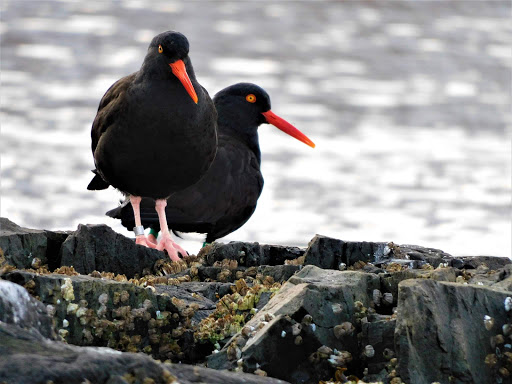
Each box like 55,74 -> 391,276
0,216 -> 511,384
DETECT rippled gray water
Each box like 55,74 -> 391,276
1,1 -> 511,256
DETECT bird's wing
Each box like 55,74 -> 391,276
91,73 -> 136,154
165,137 -> 264,238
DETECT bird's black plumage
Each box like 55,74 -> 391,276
88,31 -> 217,199
107,82 -> 315,243
107,83 -> 273,242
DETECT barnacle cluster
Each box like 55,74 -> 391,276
0,248 -> 16,275
348,261 -> 367,271
285,255 -> 305,266
194,278 -> 280,345
384,263 -> 408,273
484,296 -> 512,382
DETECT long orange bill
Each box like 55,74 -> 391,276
169,59 -> 198,104
262,110 -> 315,148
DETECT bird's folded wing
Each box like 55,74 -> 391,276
165,139 -> 264,231
91,72 -> 136,154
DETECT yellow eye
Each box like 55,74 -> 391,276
246,94 -> 256,103
158,45 -> 163,53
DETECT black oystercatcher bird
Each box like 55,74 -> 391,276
106,83 -> 314,245
87,31 -> 217,261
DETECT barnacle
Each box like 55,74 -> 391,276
60,278 -> 75,302
383,292 -> 394,306
363,344 -> 375,358
53,266 -> 79,276
505,297 -> 512,312
484,315 -> 495,331
334,322 -> 355,339
373,289 -> 383,306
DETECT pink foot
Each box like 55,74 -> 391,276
147,234 -> 158,246
135,235 -> 153,248
156,232 -> 188,262
135,236 -> 159,249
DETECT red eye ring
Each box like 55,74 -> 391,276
246,94 -> 256,103
158,45 -> 163,53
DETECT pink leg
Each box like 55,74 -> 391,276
154,199 -> 188,261
130,195 -> 155,248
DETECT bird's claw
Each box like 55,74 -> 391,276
156,233 -> 188,262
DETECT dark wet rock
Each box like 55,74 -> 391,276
392,243 -> 451,267
154,284 -> 216,323
464,264 -> 512,292
380,267 -> 457,300
0,321 -> 287,384
492,266 -> 512,291
0,279 -> 56,340
303,235 -> 451,270
60,224 -> 168,278
208,265 -> 381,382
174,281 -> 233,302
303,235 -> 388,269
3,218 -> 511,383
197,264 -> 300,283
0,322 -> 174,384
0,217 -> 70,269
2,270 -> 213,363
360,316 -> 396,375
302,235 -> 344,269
452,255 -> 512,270
169,363 -> 291,383
258,265 -> 301,282
395,279 -> 511,384
200,241 -> 304,267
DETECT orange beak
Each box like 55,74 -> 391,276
169,59 -> 198,104
262,110 -> 315,148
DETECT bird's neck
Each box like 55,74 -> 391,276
220,123 -> 261,165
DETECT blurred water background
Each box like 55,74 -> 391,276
1,0 -> 511,257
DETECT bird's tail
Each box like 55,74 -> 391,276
87,170 -> 110,190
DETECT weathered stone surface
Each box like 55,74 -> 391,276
197,264 -> 300,283
169,360 -> 290,383
155,284 -> 217,323
380,267 -> 457,300
0,322 -> 288,384
200,241 -> 304,267
395,279 -> 511,384
174,281 -> 233,302
208,266 -> 381,382
0,217 -> 69,269
450,256 -> 512,270
3,270 -> 214,362
303,235 -> 452,270
60,224 -> 168,278
392,243 -> 451,267
0,280 -> 56,340
360,315 -> 396,374
303,235 -> 387,269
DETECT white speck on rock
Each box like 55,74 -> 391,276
504,297 -> 512,312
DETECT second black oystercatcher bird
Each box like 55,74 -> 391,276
87,31 -> 217,261
106,83 -> 314,245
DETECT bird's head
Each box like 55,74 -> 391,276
214,83 -> 315,148
148,31 -> 198,104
